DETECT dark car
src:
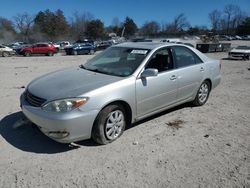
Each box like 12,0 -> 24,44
96,41 -> 112,51
19,43 -> 57,56
65,43 -> 96,55
14,44 -> 32,55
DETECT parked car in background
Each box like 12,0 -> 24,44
20,42 -> 221,144
59,41 -> 71,49
241,36 -> 250,40
95,41 -> 112,51
219,35 -> 232,41
14,44 -> 32,55
235,35 -> 242,40
132,38 -> 153,42
52,42 -> 60,52
65,43 -> 95,55
228,46 -> 250,60
0,44 -> 15,57
19,43 -> 57,57
8,42 -> 28,49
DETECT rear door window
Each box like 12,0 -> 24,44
172,46 -> 203,68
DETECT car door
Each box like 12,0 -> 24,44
33,44 -> 45,54
171,46 -> 205,102
32,44 -> 40,54
136,48 -> 178,117
40,44 -> 48,54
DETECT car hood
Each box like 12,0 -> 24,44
27,67 -> 123,101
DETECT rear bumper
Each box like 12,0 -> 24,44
212,75 -> 221,90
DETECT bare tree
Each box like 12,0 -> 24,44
140,21 -> 160,36
69,11 -> 94,40
13,12 -> 34,41
209,10 -> 221,32
167,13 -> 190,32
0,17 -> 16,43
224,4 -> 240,34
231,9 -> 247,32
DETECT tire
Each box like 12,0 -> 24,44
192,80 -> 211,106
92,104 -> 126,145
89,49 -> 95,55
2,51 -> 10,57
24,51 -> 31,57
47,51 -> 54,56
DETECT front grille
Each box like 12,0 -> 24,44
25,90 -> 46,107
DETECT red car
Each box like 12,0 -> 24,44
20,43 -> 57,56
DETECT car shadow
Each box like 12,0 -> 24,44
127,103 -> 191,130
0,111 -> 98,154
0,104 -> 192,153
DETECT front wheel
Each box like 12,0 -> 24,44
2,51 -> 10,57
192,80 -> 211,106
92,104 -> 126,145
89,49 -> 95,55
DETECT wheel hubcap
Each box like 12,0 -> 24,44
105,110 -> 124,140
198,83 -> 209,103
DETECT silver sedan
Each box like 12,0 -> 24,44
20,42 -> 221,144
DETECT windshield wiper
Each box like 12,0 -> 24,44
80,65 -> 106,74
79,64 -> 86,69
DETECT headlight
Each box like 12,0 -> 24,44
42,98 -> 88,112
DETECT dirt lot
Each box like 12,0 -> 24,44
0,42 -> 250,187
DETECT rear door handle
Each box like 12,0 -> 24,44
170,75 -> 177,80
200,67 -> 204,72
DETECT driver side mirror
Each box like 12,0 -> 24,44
141,68 -> 158,78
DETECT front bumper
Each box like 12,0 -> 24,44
228,53 -> 248,59
20,94 -> 99,143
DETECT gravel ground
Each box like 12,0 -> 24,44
0,42 -> 250,188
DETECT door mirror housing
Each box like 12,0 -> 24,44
141,68 -> 158,78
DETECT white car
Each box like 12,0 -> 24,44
0,44 -> 15,57
228,46 -> 250,60
21,42 -> 221,144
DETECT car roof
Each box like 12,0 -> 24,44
116,42 -> 211,62
116,42 -> 167,50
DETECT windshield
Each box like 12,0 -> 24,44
82,47 -> 150,77
236,46 -> 250,50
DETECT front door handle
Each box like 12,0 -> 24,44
170,75 -> 177,80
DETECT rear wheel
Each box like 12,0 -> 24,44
24,51 -> 31,57
47,51 -> 54,56
92,104 -> 126,145
192,80 -> 211,106
2,51 -> 10,57
73,50 -> 78,55
89,49 -> 95,55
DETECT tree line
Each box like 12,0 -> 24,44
0,4 -> 249,43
